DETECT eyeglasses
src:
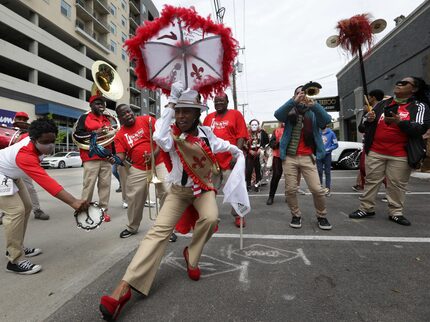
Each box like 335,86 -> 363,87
395,80 -> 415,87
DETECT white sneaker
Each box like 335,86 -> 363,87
297,187 -> 306,195
122,202 -> 128,209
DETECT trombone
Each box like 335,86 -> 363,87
147,117 -> 161,221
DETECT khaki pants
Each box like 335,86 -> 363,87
118,164 -> 130,202
82,160 -> 112,210
283,155 -> 327,217
0,179 -> 32,263
360,151 -> 411,216
123,185 -> 218,295
213,169 -> 237,217
22,176 -> 40,211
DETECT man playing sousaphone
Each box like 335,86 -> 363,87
99,83 -> 244,320
114,104 -> 170,239
74,95 -> 115,221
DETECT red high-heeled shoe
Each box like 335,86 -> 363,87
183,247 -> 200,281
99,288 -> 131,321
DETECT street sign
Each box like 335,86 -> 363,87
316,96 -> 340,112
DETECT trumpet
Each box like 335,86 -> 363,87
147,118 -> 161,221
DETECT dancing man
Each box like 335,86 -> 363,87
0,118 -> 88,275
203,92 -> 249,227
99,85 -> 243,321
274,85 -> 332,230
75,95 -> 113,221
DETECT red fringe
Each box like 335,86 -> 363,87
125,5 -> 238,99
336,14 -> 374,56
171,125 -> 218,193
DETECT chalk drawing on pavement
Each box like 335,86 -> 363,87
231,244 -> 311,265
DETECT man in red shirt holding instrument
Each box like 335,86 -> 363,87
114,104 -> 169,239
75,95 -> 114,221
203,93 -> 248,228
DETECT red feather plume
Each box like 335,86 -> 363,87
336,14 -> 374,56
125,5 -> 238,98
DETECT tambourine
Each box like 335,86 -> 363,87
74,202 -> 104,231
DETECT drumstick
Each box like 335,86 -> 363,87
364,95 -> 372,112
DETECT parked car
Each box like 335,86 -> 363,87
41,151 -> 82,169
331,141 -> 363,170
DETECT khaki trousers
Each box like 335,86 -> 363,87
82,160 -> 112,210
123,185 -> 218,295
0,179 -> 32,263
360,151 -> 411,216
118,164 -> 130,202
22,176 -> 40,210
283,155 -> 327,217
213,169 -> 237,217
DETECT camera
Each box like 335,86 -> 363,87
384,105 -> 398,117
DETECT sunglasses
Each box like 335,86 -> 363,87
395,80 -> 415,87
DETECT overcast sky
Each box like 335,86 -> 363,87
150,0 -> 425,122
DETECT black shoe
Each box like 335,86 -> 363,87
120,229 -> 136,238
266,196 -> 274,205
349,209 -> 375,219
169,233 -> 178,242
6,260 -> 42,275
388,215 -> 411,226
116,187 -> 122,193
317,217 -> 332,230
6,247 -> 42,258
290,216 -> 302,228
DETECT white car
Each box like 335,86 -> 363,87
41,151 -> 82,169
331,141 -> 363,170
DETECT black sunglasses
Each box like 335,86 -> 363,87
395,80 -> 415,87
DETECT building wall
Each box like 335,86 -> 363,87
337,1 -> 430,141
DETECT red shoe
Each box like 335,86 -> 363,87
234,216 -> 245,228
99,288 -> 131,321
183,247 -> 200,281
103,213 -> 111,222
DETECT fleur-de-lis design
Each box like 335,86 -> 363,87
192,156 -> 206,169
190,63 -> 204,80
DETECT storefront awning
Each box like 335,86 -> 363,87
35,103 -> 83,120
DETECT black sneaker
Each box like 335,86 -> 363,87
6,247 -> 42,258
349,209 -> 375,219
317,217 -> 332,230
119,229 -> 136,238
389,215 -> 411,226
290,216 -> 302,228
6,259 -> 42,275
169,233 -> 178,242
266,196 -> 274,205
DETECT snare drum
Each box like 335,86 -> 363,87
0,126 -> 24,149
74,202 -> 104,231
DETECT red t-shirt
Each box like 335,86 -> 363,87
203,109 -> 248,170
296,130 -> 313,156
79,112 -> 112,162
371,103 -> 410,157
114,115 -> 162,170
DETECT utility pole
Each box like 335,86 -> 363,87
238,103 -> 248,117
232,68 -> 238,110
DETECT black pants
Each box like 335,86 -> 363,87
246,155 -> 262,187
269,156 -> 283,197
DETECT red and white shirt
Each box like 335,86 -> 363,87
203,109 -> 248,170
371,103 -> 411,157
0,137 -> 63,196
114,115 -> 163,171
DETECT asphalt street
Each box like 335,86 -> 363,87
0,168 -> 429,322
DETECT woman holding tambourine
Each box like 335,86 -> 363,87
0,118 -> 89,275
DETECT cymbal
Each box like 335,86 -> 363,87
326,35 -> 340,48
371,19 -> 387,34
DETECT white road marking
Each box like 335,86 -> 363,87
181,233 -> 430,243
217,191 -> 430,198
239,261 -> 250,287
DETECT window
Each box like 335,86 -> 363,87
110,40 -> 117,53
121,49 -> 127,61
61,0 -> 71,18
110,22 -> 116,35
121,32 -> 127,44
121,15 -> 127,27
141,3 -> 147,13
110,4 -> 116,16
120,0 -> 127,10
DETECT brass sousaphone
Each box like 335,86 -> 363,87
72,60 -> 124,149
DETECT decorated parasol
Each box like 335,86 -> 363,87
326,14 -> 386,103
125,5 -> 238,98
